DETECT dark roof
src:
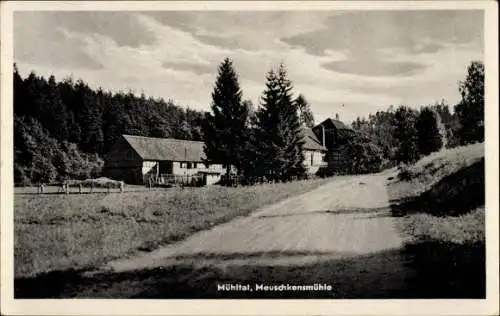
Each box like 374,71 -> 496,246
123,131 -> 326,162
122,135 -> 205,162
303,128 -> 327,151
317,118 -> 352,130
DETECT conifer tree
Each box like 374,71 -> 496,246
202,57 -> 249,177
277,64 -> 306,179
255,64 -> 305,181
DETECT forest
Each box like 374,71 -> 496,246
13,64 -> 205,185
347,60 -> 484,173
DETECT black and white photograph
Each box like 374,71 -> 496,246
1,1 -> 498,315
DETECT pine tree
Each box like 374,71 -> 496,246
255,64 -> 305,181
202,57 -> 249,177
416,107 -> 443,156
74,81 -> 104,153
277,65 -> 306,179
13,63 -> 26,116
44,75 -> 69,141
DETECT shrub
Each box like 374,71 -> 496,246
417,107 -> 443,156
343,135 -> 384,174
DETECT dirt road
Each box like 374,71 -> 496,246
56,172 -> 416,298
107,173 -> 401,271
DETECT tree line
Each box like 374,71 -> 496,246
14,64 -> 205,185
347,61 -> 484,172
13,58 -> 484,185
203,58 -> 314,183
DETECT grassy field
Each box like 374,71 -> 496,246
14,178 -> 330,278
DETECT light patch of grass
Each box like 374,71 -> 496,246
397,207 -> 485,245
390,142 -> 484,200
15,179 -> 330,278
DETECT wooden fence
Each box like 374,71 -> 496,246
147,174 -> 204,188
37,178 -> 124,194
220,174 -> 313,187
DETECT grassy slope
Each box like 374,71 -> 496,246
390,142 -> 484,201
388,143 -> 485,298
389,142 -> 485,243
15,179 -> 330,278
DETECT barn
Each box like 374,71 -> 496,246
103,135 -> 224,185
312,118 -> 355,175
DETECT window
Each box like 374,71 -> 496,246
187,162 -> 192,169
193,163 -> 198,169
311,152 -> 314,166
180,162 -> 185,168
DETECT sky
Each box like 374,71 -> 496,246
14,10 -> 484,123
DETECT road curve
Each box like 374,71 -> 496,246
66,172 -> 415,298
106,173 -> 403,272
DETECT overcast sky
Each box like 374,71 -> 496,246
14,10 -> 484,123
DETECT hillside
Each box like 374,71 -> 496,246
389,142 -> 484,202
388,142 -> 485,298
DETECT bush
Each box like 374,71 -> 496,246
417,107 -> 443,156
397,164 -> 412,181
343,135 -> 384,174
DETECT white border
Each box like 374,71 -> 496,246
1,2 -> 498,315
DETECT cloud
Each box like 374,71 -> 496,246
13,10 -> 485,125
161,61 -> 216,75
14,12 -> 103,69
282,10 -> 484,56
322,58 -> 427,77
281,11 -> 483,80
31,11 -> 157,48
143,11 -> 333,51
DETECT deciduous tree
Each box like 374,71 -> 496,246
455,61 -> 485,144
416,107 -> 443,156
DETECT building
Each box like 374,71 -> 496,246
312,118 -> 355,174
104,128 -> 331,185
303,128 -> 328,175
103,135 -> 224,185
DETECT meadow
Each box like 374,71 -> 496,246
14,178 -> 330,278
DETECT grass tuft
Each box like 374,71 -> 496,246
397,207 -> 485,245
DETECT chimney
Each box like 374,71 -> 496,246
322,124 -> 326,147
